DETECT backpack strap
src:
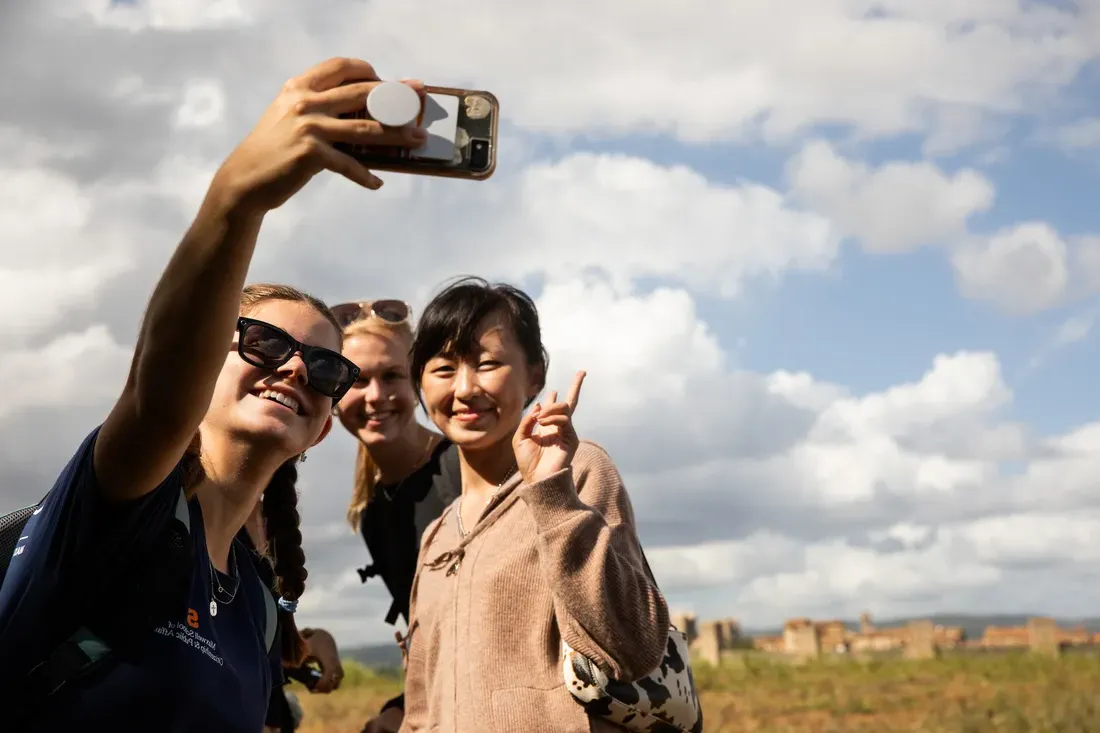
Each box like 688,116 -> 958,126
24,489 -> 191,703
262,580 -> 277,653
237,525 -> 279,655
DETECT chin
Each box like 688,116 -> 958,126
236,410 -> 313,453
443,424 -> 511,452
358,427 -> 393,447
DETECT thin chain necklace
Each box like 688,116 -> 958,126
456,462 -> 517,537
378,432 -> 437,502
209,541 -> 239,617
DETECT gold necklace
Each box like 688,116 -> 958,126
455,461 -> 516,537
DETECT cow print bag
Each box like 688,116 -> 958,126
561,550 -> 703,733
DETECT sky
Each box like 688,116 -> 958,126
4,0 -> 1100,646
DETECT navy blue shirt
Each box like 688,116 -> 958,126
0,426 -> 282,732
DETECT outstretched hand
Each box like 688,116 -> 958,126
211,57 -> 427,215
513,371 -> 586,485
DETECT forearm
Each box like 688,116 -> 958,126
519,469 -> 669,681
133,186 -> 263,426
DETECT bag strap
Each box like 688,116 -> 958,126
15,489 -> 191,723
236,521 -> 280,655
262,581 -> 277,653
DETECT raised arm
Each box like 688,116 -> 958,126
94,58 -> 427,501
512,373 -> 669,680
518,442 -> 669,681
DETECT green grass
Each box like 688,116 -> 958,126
296,651 -> 1100,732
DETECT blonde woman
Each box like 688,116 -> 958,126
330,299 -> 460,733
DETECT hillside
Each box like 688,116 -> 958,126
340,641 -> 404,670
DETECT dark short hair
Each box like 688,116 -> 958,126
411,276 -> 549,405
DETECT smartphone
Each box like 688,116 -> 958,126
336,85 -> 499,181
285,662 -> 323,690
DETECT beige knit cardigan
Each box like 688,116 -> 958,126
398,441 -> 670,732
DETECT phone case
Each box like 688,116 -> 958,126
335,85 -> 499,181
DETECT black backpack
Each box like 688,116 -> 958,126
0,489 -> 277,717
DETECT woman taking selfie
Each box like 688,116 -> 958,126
398,278 -> 670,732
0,57 -> 426,732
328,299 -> 459,733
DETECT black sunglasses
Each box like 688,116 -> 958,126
236,317 -> 360,401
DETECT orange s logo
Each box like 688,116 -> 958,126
187,608 -> 199,629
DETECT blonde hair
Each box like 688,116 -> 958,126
343,314 -> 415,531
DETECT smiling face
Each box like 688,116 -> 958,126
420,310 -> 543,451
202,298 -> 338,460
336,329 -> 418,448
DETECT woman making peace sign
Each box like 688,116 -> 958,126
396,277 -> 669,733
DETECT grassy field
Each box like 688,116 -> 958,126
294,651 -> 1100,732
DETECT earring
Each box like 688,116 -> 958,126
299,452 -> 308,464
331,405 -> 341,416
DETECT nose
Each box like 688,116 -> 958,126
362,376 -> 385,403
276,351 -> 309,385
453,362 -> 481,401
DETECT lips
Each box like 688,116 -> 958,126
452,409 -> 488,424
365,410 -> 394,426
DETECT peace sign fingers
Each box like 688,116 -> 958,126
513,370 -> 588,485
565,370 -> 586,413
535,371 -> 586,420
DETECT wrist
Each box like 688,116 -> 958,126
204,169 -> 268,225
517,468 -> 581,529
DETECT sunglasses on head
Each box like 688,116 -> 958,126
236,317 -> 360,401
330,299 -> 411,330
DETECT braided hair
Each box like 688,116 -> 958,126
262,456 -> 309,665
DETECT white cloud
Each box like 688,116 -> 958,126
0,326 -> 130,419
251,151 -> 841,303
787,140 -> 995,253
76,0 -> 252,30
1022,311 -> 1095,376
1045,118 -> 1100,151
51,0 -> 1089,145
951,222 -> 1070,314
174,79 -> 227,129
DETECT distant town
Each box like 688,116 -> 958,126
677,611 -> 1100,664
340,611 -> 1100,670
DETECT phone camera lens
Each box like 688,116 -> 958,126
469,139 -> 491,171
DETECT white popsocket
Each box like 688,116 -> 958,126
366,81 -> 422,127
